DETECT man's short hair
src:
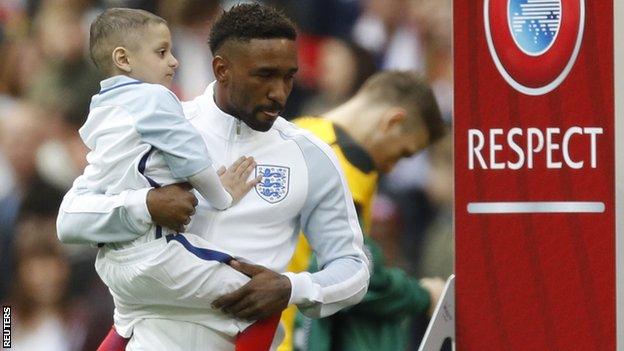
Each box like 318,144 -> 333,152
358,71 -> 447,145
89,8 -> 167,75
208,3 -> 297,54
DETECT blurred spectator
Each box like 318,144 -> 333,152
159,0 -> 221,100
300,38 -> 376,115
353,0 -> 425,71
0,35 -> 42,103
0,103 -> 49,299
266,0 -> 361,39
410,0 -> 453,119
27,3 -> 102,122
23,3 -> 101,191
7,215 -> 86,351
415,133 -> 453,279
100,0 -> 157,13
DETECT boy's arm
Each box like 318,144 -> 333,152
134,86 -> 212,179
56,175 -> 151,244
134,86 -> 236,209
188,157 -> 261,209
57,176 -> 196,244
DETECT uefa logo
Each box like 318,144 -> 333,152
484,0 -> 585,95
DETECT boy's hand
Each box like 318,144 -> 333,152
146,182 -> 198,232
218,156 -> 262,204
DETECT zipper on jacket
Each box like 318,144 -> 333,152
204,117 -> 239,240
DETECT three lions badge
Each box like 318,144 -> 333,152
255,165 -> 290,203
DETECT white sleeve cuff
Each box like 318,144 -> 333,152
282,271 -> 322,306
123,188 -> 153,226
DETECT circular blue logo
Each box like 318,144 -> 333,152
508,0 -> 561,56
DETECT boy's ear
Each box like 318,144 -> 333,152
112,47 -> 131,73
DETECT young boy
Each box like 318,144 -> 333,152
63,7 -> 273,350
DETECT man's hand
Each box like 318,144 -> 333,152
146,182 -> 198,232
217,156 -> 262,204
213,260 -> 291,321
420,277 -> 446,317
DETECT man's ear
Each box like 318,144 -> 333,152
112,47 -> 131,73
212,55 -> 230,83
379,107 -> 407,133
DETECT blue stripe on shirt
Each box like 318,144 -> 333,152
137,146 -> 162,238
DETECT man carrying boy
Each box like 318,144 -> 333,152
62,6 -> 279,349
58,4 -> 370,350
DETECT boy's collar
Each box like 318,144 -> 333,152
99,75 -> 142,93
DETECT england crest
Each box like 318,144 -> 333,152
255,165 -> 290,203
484,0 -> 585,95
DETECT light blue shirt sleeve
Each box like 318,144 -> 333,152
283,133 -> 370,318
133,85 -> 212,179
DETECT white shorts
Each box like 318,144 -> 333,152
95,233 -> 253,339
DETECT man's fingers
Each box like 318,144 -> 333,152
175,182 -> 193,191
213,285 -> 248,309
230,260 -> 266,277
191,195 -> 199,207
222,295 -> 255,316
234,304 -> 263,321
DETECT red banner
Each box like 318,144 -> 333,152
454,0 -> 616,349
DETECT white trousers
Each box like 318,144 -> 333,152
126,319 -> 235,351
95,233 -> 253,340
126,319 -> 285,351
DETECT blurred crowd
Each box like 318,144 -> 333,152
0,0 -> 453,350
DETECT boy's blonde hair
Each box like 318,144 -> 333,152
89,8 -> 167,75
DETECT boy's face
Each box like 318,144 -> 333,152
128,23 -> 178,88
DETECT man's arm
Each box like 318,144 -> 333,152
284,133 -> 370,318
56,176 -> 197,244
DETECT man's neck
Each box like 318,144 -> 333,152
323,97 -> 374,149
213,84 -> 229,115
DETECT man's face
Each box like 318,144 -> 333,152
222,38 -> 298,131
369,121 -> 430,173
128,23 -> 179,89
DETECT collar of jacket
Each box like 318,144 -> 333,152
193,81 -> 265,141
